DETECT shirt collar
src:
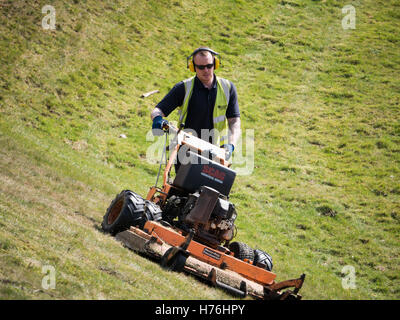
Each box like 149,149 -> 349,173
195,74 -> 217,89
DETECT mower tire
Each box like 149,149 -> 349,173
253,249 -> 273,271
143,200 -> 163,228
228,241 -> 255,261
101,190 -> 146,235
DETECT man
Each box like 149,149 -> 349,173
150,47 -> 241,161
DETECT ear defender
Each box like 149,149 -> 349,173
213,55 -> 220,70
187,47 -> 221,72
187,58 -> 196,72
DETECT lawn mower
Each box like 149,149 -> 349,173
101,123 -> 305,300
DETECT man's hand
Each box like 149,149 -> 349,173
152,115 -> 168,136
221,143 -> 234,160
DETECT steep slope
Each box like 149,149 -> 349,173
0,0 -> 399,299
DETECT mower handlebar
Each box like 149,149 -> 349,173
161,121 -> 178,134
160,122 -> 228,163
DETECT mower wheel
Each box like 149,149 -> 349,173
253,249 -> 273,271
143,200 -> 163,227
228,242 -> 255,261
101,190 -> 146,235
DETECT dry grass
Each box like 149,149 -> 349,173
0,123 -> 233,299
1,0 -> 399,299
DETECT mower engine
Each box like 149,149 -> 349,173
163,186 -> 237,247
162,150 -> 238,247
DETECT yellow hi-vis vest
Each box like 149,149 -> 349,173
178,76 -> 231,146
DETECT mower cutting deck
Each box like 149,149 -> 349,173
101,123 -> 305,300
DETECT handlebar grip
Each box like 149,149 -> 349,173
162,122 -> 178,134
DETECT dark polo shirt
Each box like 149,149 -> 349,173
156,75 -> 240,138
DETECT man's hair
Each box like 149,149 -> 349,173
193,49 -> 213,61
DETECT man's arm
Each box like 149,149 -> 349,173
227,116 -> 241,147
150,82 -> 186,121
150,107 -> 165,121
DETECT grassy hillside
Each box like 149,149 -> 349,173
0,0 -> 399,299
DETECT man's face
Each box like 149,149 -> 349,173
193,52 -> 214,84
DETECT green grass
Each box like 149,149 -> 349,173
0,0 -> 399,299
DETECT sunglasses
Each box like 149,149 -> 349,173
195,63 -> 214,70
